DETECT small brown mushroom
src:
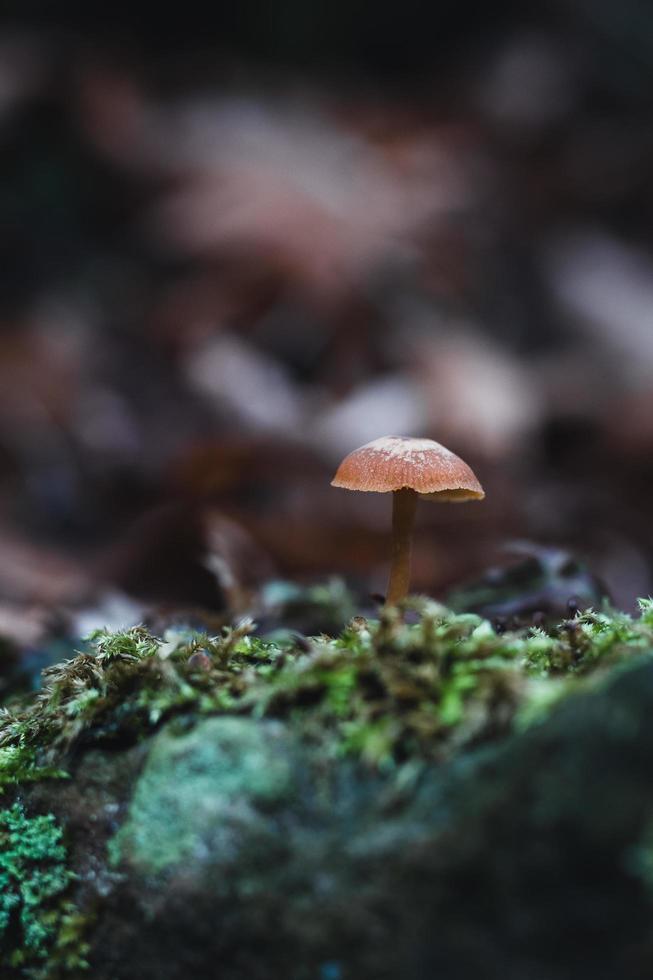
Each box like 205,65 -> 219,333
331,436 -> 484,604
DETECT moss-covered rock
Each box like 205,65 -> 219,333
3,600 -> 653,977
112,717 -> 296,875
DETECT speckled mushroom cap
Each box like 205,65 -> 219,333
331,435 -> 485,501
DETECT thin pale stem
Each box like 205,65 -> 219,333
385,488 -> 418,605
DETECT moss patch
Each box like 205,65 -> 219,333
2,599 -> 653,776
0,747 -> 67,794
0,803 -> 88,979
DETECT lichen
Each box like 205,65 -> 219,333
0,802 -> 88,979
109,716 -> 295,875
2,598 -> 653,776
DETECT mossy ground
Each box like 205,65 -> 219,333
2,593 -> 653,979
2,596 -> 653,775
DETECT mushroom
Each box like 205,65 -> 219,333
331,436 -> 484,604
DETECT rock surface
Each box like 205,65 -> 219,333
13,656 -> 653,980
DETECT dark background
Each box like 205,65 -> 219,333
1,0 -> 652,639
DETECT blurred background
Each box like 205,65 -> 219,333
1,1 -> 653,659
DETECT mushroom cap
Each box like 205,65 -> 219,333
331,435 -> 485,501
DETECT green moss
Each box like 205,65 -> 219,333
2,598 -> 653,775
244,598 -> 653,765
0,621 -> 276,765
0,747 -> 67,793
0,803 -> 88,979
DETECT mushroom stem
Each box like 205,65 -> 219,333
386,488 -> 418,605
